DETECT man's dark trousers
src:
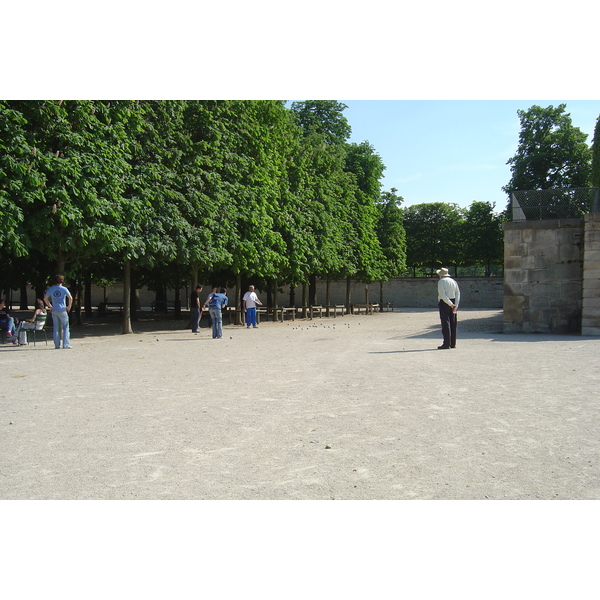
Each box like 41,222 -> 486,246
438,299 -> 457,348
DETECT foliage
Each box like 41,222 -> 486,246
290,100 -> 352,145
402,202 -> 463,274
503,104 -> 592,209
3,99 -> 512,317
376,188 -> 407,278
461,201 -> 504,273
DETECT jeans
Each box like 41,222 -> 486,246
0,317 -> 16,337
208,308 -> 223,338
190,307 -> 200,332
15,321 -> 35,344
52,310 -> 70,348
246,307 -> 257,327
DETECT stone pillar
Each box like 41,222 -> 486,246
503,219 -> 584,334
581,213 -> 600,335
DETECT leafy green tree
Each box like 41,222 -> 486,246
503,104 -> 592,200
343,141 -> 387,284
290,100 -> 352,145
0,102 -> 47,259
403,202 -> 463,276
377,188 -> 407,278
461,201 -> 504,275
5,100 -> 132,276
289,101 -> 357,306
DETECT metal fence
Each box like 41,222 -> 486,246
511,187 -> 600,221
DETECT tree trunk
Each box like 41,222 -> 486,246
235,272 -> 242,325
302,282 -> 308,318
309,274 -> 317,305
75,275 -> 84,325
345,278 -> 352,314
122,259 -> 133,334
85,275 -> 93,318
19,281 -> 28,310
325,276 -> 331,317
174,285 -> 181,320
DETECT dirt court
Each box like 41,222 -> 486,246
1,307 -> 599,500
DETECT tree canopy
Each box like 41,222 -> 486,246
1,99 -> 408,329
503,104 -> 592,198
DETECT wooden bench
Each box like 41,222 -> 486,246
327,304 -> 346,318
351,303 -> 379,315
274,307 -> 297,322
98,302 -> 123,316
151,300 -> 178,313
379,302 -> 395,312
308,305 -> 324,319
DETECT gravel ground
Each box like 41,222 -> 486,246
2,307 -> 599,501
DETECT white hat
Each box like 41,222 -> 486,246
436,267 -> 450,277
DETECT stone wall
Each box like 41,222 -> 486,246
315,277 -> 503,309
582,214 -> 600,335
503,219 -> 584,334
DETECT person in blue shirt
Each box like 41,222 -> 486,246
205,287 -> 228,339
0,299 -> 17,343
43,274 -> 73,349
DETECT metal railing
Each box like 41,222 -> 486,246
511,187 -> 599,221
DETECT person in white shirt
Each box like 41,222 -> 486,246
242,285 -> 263,328
436,267 -> 460,349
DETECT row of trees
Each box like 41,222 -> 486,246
403,200 -> 504,277
16,101 -> 596,326
0,100 -> 407,330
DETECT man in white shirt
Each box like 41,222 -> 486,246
436,267 -> 460,349
243,285 -> 263,328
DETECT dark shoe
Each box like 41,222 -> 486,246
451,345 -> 456,348
438,345 -> 450,349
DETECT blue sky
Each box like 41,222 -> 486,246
341,100 -> 600,211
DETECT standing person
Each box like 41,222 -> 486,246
206,287 -> 228,339
242,285 -> 263,329
0,299 -> 18,344
203,286 -> 217,328
44,274 -> 73,349
14,298 -> 47,345
436,267 -> 460,349
190,284 -> 203,333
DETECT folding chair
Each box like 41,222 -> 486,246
26,314 -> 49,346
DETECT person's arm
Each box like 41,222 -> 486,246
438,280 -> 455,308
66,293 -> 73,312
43,294 -> 52,310
26,308 -> 41,323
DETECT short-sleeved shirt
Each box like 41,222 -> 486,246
243,291 -> 259,309
46,284 -> 71,311
190,290 -> 201,308
208,293 -> 228,309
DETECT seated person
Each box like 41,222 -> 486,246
0,299 -> 17,343
14,299 -> 47,345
